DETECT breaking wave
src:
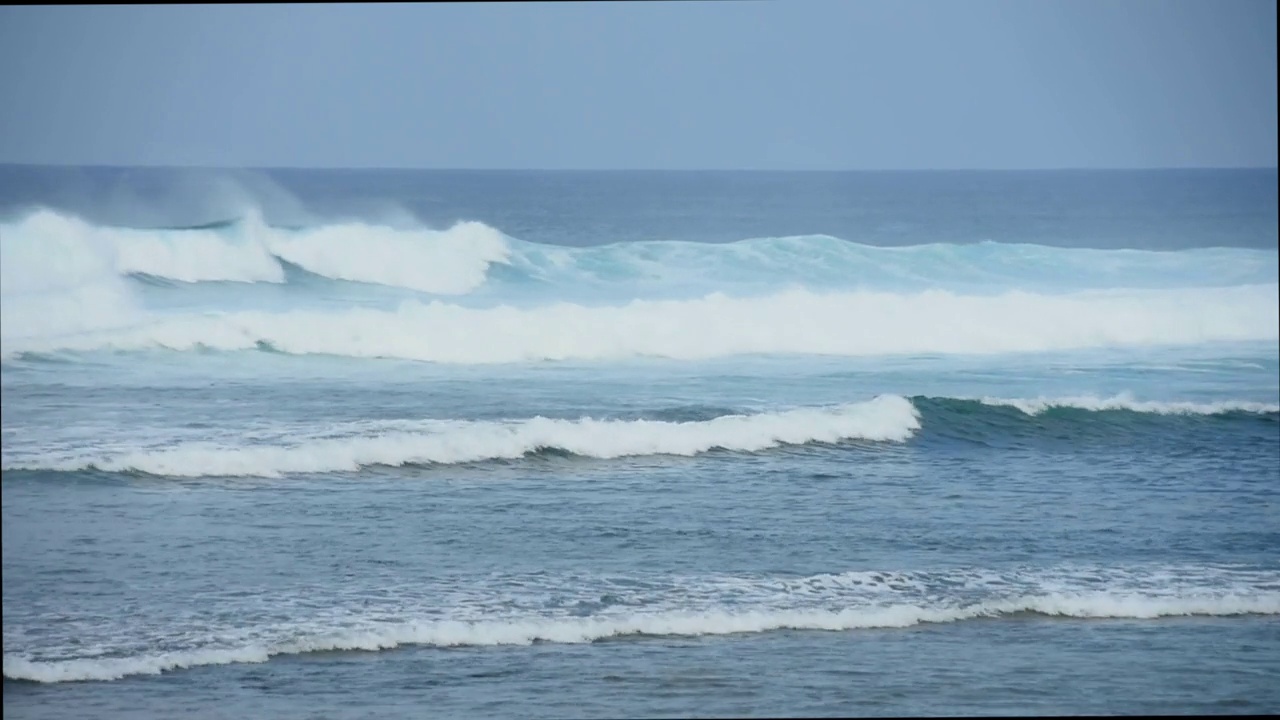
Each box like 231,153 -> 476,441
4,208 -> 1274,360
0,209 -> 510,295
2,208 -> 1276,300
509,233 -> 1280,293
2,396 -> 921,478
5,564 -> 1276,683
974,393 -> 1280,416
5,394 -> 1274,479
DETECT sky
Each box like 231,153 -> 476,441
0,1 -> 1275,170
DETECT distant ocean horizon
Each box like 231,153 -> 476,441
3,164 -> 1278,718
6,162 -> 1276,169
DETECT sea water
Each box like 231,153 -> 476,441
2,166 -> 1278,718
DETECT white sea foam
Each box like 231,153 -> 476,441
0,211 -> 145,345
6,393 -> 1273,477
3,284 -> 1275,363
266,218 -> 510,295
6,208 -> 1277,301
5,590 -> 1275,683
977,392 -> 1280,416
114,220 -> 283,284
2,209 -> 284,284
6,396 -> 919,477
0,209 -> 511,294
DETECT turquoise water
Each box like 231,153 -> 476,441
2,167 -> 1278,718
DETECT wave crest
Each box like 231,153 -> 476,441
5,565 -> 1276,683
268,218 -> 510,294
976,393 -> 1280,416
4,396 -> 919,478
0,209 -> 511,294
4,209 -> 1276,301
6,393 -> 1275,479
513,234 -> 1279,293
0,211 -> 145,343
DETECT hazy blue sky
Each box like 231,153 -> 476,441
0,1 -> 1275,170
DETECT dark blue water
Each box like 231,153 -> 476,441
2,166 -> 1278,718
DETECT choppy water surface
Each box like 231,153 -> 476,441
3,167 -> 1278,718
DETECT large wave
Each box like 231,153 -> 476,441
509,233 -> 1280,294
267,217 -> 510,294
0,209 -> 510,294
3,209 -> 284,284
3,209 -> 1276,300
5,394 -> 1273,479
3,284 -> 1274,363
5,564 -> 1276,683
6,208 -> 1274,361
2,396 -> 921,478
0,212 -> 146,341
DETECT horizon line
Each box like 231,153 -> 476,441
2,162 -> 1277,173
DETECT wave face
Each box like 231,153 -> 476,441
2,396 -> 921,477
4,564 -> 1276,683
0,209 -> 509,294
3,209 -> 285,284
266,217 -> 510,295
4,208 -> 1275,362
3,209 -> 1276,296
0,212 -> 146,341
508,234 -> 1280,295
6,394 -> 1273,479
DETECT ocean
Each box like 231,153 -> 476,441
2,165 -> 1278,718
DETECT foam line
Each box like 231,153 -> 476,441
6,591 -> 1275,683
4,284 -> 1274,362
5,396 -> 919,477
